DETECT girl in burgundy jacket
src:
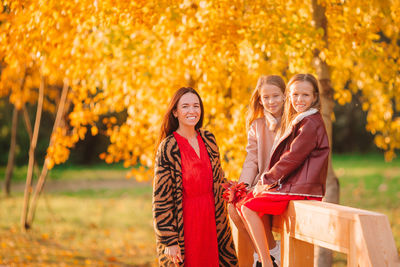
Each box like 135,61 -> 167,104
240,74 -> 330,267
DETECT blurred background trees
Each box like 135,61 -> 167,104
0,96 -> 378,164
1,0 -> 398,174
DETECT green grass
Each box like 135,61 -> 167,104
332,153 -> 400,266
333,153 -> 400,209
0,153 -> 399,266
0,187 -> 156,266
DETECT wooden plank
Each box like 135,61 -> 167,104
290,232 -> 348,254
292,201 -> 383,218
351,214 -> 400,267
280,201 -> 351,252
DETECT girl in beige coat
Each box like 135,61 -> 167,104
228,75 -> 285,267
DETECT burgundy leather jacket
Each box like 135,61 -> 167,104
263,110 -> 329,197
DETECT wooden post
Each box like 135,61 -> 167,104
350,213 -> 399,267
281,208 -> 313,267
288,238 -> 314,267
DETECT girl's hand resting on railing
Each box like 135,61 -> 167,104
253,180 -> 268,196
164,245 -> 182,264
253,180 -> 280,196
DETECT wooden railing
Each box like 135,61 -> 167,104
231,200 -> 400,267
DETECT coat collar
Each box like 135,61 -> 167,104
269,108 -> 319,161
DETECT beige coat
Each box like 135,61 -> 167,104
239,112 -> 280,189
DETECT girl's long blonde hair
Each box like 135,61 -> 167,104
246,75 -> 286,130
279,73 -> 321,135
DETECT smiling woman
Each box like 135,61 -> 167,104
156,88 -> 204,150
152,87 -> 238,267
173,93 -> 203,157
173,93 -> 201,127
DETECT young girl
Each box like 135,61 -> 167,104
227,75 -> 285,266
241,74 -> 330,267
153,87 -> 238,267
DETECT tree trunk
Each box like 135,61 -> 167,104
4,70 -> 27,196
311,1 -> 340,266
4,107 -> 19,196
22,104 -> 42,182
21,74 -> 45,231
22,105 -> 33,140
27,79 -> 69,227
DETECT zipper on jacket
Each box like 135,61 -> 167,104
277,180 -> 282,191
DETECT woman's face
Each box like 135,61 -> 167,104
259,84 -> 285,117
173,92 -> 201,128
289,81 -> 316,113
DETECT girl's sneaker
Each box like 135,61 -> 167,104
252,252 -> 259,267
270,240 -> 281,267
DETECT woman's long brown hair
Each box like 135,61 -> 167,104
279,73 -> 321,135
156,87 -> 204,150
246,75 -> 286,130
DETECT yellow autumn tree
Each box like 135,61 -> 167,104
81,0 -> 399,178
1,0 -> 399,238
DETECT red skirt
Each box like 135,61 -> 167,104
238,191 -> 322,217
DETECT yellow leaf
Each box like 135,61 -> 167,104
91,125 -> 98,136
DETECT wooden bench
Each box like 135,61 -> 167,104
231,200 -> 400,267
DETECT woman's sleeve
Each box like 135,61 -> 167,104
152,142 -> 178,247
264,118 -> 318,183
215,136 -> 227,184
239,123 -> 258,186
205,131 -> 226,184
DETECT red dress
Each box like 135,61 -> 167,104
173,132 -> 219,267
239,191 -> 322,217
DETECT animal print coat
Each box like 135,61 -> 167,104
153,129 -> 238,266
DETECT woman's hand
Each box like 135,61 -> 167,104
164,245 -> 183,265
